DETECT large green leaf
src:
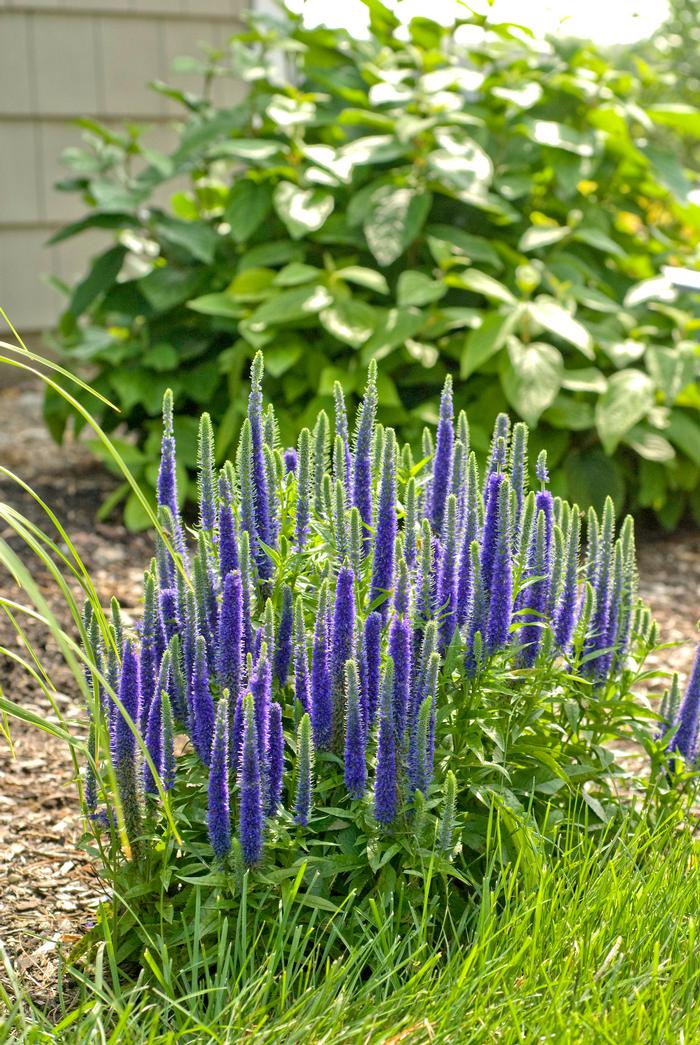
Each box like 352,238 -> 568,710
446,269 -> 515,305
363,187 -> 432,267
224,180 -> 272,244
361,308 -> 423,363
647,104 -> 700,138
319,298 -> 377,348
527,299 -> 594,358
187,293 -> 244,318
526,120 -> 597,157
426,224 -> 502,269
665,409 -> 700,467
243,285 -> 333,332
155,215 -> 219,264
273,182 -> 335,240
564,450 -> 625,514
397,271 -> 446,307
595,369 -> 655,453
68,245 -> 127,318
461,311 -> 518,379
500,340 -> 564,426
336,266 -> 390,295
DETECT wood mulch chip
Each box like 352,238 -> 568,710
0,382 -> 698,1007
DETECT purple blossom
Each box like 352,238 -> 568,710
239,694 -> 264,865
218,503 -> 238,582
113,641 -> 142,846
485,477 -> 512,655
283,448 -> 298,474
331,565 -> 356,730
370,428 -> 397,620
436,494 -> 458,648
191,636 -> 215,766
554,510 -> 581,652
251,650 -> 272,766
143,687 -> 163,795
484,413 -> 510,488
430,375 -> 454,535
208,696 -> 231,860
361,611 -> 382,728
159,588 -> 178,646
217,570 -> 243,699
456,454 -> 481,626
668,644 -> 700,763
389,560 -> 412,739
516,497 -> 553,668
311,595 -> 333,750
266,702 -> 284,817
274,585 -> 294,687
248,352 -> 272,566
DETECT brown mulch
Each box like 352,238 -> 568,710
0,382 -> 699,1006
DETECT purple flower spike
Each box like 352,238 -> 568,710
430,374 -> 454,535
239,693 -> 264,865
274,585 -> 294,687
484,413 -> 510,489
668,644 -> 700,763
374,658 -> 398,826
389,560 -> 412,739
197,413 -> 217,533
334,381 -> 353,493
159,588 -> 178,645
114,641 -> 142,846
352,361 -> 378,552
157,390 -> 186,560
331,564 -> 356,691
208,696 -> 231,861
437,494 -> 458,649
217,570 -> 243,699
266,702 -> 284,817
218,503 -> 238,582
485,478 -> 512,655
143,688 -> 163,795
361,611 -> 382,727
191,636 -> 216,766
251,650 -> 272,766
480,473 -> 505,596
231,691 -> 244,775
283,448 -> 298,474
370,428 -> 397,620
311,596 -> 333,750
344,660 -> 367,799
456,453 -> 481,626
248,352 -> 272,560
296,428 -> 312,548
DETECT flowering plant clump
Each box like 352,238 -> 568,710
78,352 -> 688,969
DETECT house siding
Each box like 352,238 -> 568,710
0,1 -> 246,334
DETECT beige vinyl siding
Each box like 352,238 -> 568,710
0,1 -> 247,335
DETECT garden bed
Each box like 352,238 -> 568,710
0,381 -> 698,1004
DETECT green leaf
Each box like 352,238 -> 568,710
665,410 -> 700,467
461,311 -> 518,379
224,180 -> 272,243
242,285 -> 333,332
397,270 -> 446,307
427,144 -> 493,193
446,269 -> 515,305
229,267 -> 276,301
527,299 -> 594,358
526,120 -> 596,156
187,293 -> 243,318
139,267 -> 202,312
238,240 -> 304,271
573,227 -> 625,258
518,225 -> 570,252
320,298 -> 377,348
426,225 -> 502,269
647,104 -> 700,138
561,367 -> 607,394
336,266 -> 390,295
273,182 -> 335,239
500,340 -> 564,426
273,263 -> 321,287
48,212 -> 136,245
210,138 -> 283,161
543,394 -> 594,431
340,135 -> 405,167
624,425 -> 676,462
363,186 -> 432,267
68,245 -> 127,318
155,215 -> 219,264
361,308 -> 424,363
564,450 -> 625,515
595,369 -> 655,453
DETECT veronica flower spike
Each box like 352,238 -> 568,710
430,374 -> 454,535
352,360 -> 378,550
208,696 -> 231,861
371,428 -> 397,620
239,693 -> 264,866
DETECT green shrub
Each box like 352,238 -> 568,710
45,0 -> 700,529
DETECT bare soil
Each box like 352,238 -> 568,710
0,383 -> 698,1004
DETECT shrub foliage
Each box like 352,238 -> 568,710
46,0 -> 700,529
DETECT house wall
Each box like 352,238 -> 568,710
0,0 -> 246,337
